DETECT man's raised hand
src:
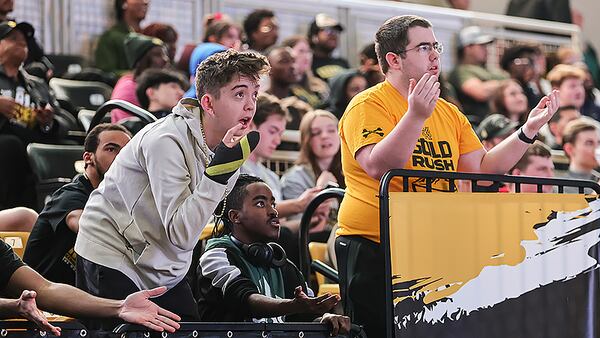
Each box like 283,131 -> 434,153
407,73 -> 440,121
523,89 -> 560,137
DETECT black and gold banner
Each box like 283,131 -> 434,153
388,192 -> 600,338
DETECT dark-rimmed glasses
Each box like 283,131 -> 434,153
398,42 -> 443,55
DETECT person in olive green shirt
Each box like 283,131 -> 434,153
448,26 -> 507,124
95,0 -> 148,75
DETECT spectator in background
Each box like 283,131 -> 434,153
308,13 -> 349,81
571,8 -> 600,90
539,105 -> 580,150
448,26 -> 507,124
0,20 -> 69,210
241,94 -> 320,229
183,43 -> 226,99
0,21 -> 67,144
243,9 -> 278,54
325,70 -> 368,120
203,20 -> 242,51
280,95 -> 313,131
491,79 -> 529,125
176,13 -> 238,77
0,0 -> 44,66
281,110 -> 345,239
0,207 -> 37,232
529,45 -> 552,97
557,46 -> 582,66
281,35 -> 329,108
142,23 -> 178,64
265,47 -> 298,100
110,33 -> 168,122
0,0 -> 12,21
358,42 -> 384,88
561,119 -> 600,193
506,0 -> 572,24
136,68 -> 186,119
546,64 -> 588,117
508,141 -> 555,193
500,45 -> 543,110
574,62 -> 600,120
23,124 -> 131,286
95,0 -> 149,75
476,114 -> 519,151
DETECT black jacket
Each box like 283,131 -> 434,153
0,65 -> 67,144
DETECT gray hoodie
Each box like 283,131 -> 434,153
75,98 -> 238,290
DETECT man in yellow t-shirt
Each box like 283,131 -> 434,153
335,15 -> 560,337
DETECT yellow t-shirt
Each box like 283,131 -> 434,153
337,80 -> 483,243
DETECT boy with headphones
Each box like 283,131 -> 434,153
196,174 -> 350,336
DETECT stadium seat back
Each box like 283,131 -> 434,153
26,143 -> 84,211
27,143 -> 84,181
50,78 -> 112,111
46,54 -> 87,78
308,242 -> 340,296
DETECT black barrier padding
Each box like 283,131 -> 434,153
113,322 -> 348,338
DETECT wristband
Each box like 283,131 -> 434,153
517,127 -> 537,144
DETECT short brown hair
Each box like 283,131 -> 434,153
195,49 -> 270,98
253,93 -> 289,127
562,119 -> 596,147
511,141 -> 551,172
203,20 -> 241,43
546,64 -> 585,88
375,15 -> 432,74
281,35 -> 308,49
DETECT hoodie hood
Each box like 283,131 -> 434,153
171,97 -> 214,159
326,69 -> 361,119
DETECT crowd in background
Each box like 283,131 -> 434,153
1,0 -> 600,334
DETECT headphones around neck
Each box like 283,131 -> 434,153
230,236 -> 287,268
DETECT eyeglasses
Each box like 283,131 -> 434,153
321,27 -> 340,35
398,42 -> 443,55
512,58 -> 532,66
259,24 -> 278,34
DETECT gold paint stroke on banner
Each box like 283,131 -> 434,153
388,192 -> 589,305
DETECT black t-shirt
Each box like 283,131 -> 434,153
311,56 -> 349,81
0,240 -> 25,292
23,174 -> 93,285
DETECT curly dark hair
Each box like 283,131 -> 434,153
212,174 -> 265,237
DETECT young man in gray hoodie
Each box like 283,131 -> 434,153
75,49 -> 269,329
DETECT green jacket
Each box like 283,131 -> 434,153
94,22 -> 131,75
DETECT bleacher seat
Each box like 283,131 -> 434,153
308,242 -> 340,296
77,108 -> 108,132
49,78 -> 112,112
26,143 -> 84,210
0,231 -> 30,258
46,54 -> 87,78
